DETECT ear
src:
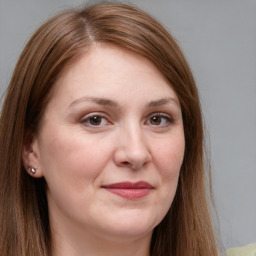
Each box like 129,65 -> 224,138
22,136 -> 44,178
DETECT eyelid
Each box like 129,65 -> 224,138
81,112 -> 112,127
149,112 -> 173,119
146,112 -> 174,126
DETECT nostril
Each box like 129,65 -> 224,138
121,161 -> 136,169
120,160 -> 148,170
121,161 -> 130,166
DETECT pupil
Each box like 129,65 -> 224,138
90,116 -> 101,125
151,116 -> 161,125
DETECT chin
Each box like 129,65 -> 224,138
99,213 -> 159,240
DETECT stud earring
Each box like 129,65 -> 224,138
29,167 -> 36,174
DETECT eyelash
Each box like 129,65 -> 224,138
81,113 -> 111,127
81,112 -> 174,128
146,113 -> 174,127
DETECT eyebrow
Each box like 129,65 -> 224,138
68,97 -> 119,108
68,96 -> 178,109
146,97 -> 179,108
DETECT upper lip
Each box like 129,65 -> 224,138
101,181 -> 153,189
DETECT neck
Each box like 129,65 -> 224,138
52,229 -> 151,256
50,219 -> 152,256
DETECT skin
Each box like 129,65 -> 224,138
23,43 -> 185,256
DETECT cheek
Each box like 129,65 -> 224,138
152,133 -> 185,204
148,135 -> 184,225
153,135 -> 185,178
37,130 -> 114,218
37,130 -> 112,190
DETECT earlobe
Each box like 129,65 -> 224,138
28,167 -> 37,175
22,138 -> 43,178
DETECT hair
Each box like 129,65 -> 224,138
0,2 -> 218,256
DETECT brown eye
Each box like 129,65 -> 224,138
89,116 -> 102,125
150,116 -> 161,125
146,113 -> 174,127
82,114 -> 109,127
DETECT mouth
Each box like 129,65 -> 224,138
101,181 -> 154,200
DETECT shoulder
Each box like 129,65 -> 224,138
226,243 -> 256,256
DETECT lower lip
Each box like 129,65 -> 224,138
104,188 -> 152,199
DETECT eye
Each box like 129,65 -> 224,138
81,113 -> 110,127
88,116 -> 103,125
146,113 -> 174,127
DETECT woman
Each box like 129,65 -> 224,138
0,2 -> 218,256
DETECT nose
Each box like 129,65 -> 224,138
113,125 -> 152,170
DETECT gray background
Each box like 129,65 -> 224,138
1,0 -> 255,250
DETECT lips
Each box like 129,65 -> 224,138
101,181 -> 153,199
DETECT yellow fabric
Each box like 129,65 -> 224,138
226,243 -> 256,256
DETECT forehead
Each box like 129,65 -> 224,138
50,43 -> 179,107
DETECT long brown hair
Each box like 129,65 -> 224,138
0,2 -> 218,255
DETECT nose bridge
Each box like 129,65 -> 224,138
124,121 -> 146,151
115,120 -> 151,169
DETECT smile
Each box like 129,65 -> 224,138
101,181 -> 154,199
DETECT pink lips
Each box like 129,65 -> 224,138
101,181 -> 153,199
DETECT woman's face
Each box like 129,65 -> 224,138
27,44 -> 185,242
